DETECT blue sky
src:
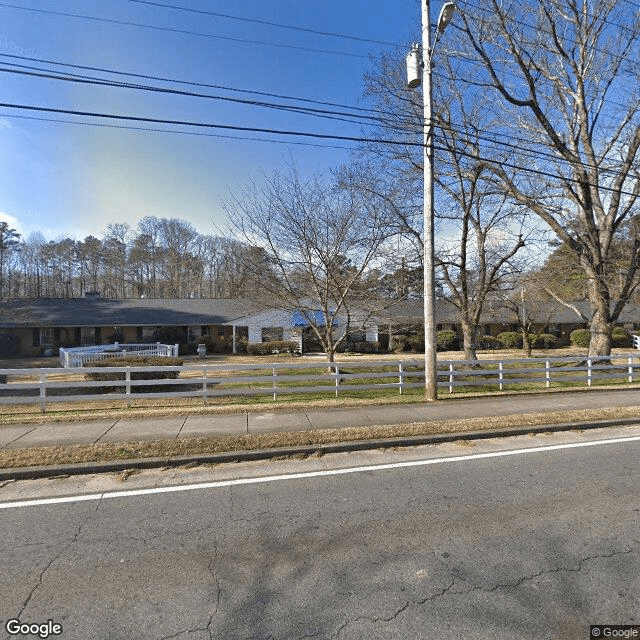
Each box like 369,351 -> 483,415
0,0 -> 419,241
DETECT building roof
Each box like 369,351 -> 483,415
0,296 -> 637,329
0,298 -> 263,328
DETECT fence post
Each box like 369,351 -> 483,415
629,356 -> 634,384
398,362 -> 404,395
126,366 -> 132,407
202,365 -> 208,404
335,364 -> 340,398
272,366 -> 277,402
39,370 -> 46,413
449,363 -> 454,394
587,358 -> 592,387
499,362 -> 504,391
546,360 -> 551,388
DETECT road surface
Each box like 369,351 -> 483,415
1,425 -> 639,639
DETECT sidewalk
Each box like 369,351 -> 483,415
2,388 -> 640,450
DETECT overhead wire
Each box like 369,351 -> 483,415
0,53 -> 379,116
0,2 -> 370,58
0,100 -> 637,199
122,0 -> 401,47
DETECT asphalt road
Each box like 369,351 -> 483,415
1,426 -> 639,640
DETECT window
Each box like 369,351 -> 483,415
81,327 -> 96,346
262,327 -> 283,342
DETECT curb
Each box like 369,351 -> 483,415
1,416 -> 639,481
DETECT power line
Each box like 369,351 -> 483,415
0,53 -> 378,115
0,112 -> 356,150
0,63 -> 379,128
123,0 -> 401,47
0,100 -> 425,147
1,100 -> 636,198
0,2 -> 369,58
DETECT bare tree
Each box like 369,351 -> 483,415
224,165 -> 395,361
458,0 -> 640,355
354,51 -> 531,361
0,222 -> 21,298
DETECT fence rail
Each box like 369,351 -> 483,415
59,343 -> 179,367
1,354 -> 640,412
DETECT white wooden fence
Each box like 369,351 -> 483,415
633,334 -> 640,350
1,354 -> 640,412
59,343 -> 179,368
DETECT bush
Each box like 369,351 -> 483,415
350,340 -> 380,354
534,333 -> 557,349
570,329 -> 591,348
246,340 -> 300,356
497,332 -> 521,349
612,327 -> 630,348
479,335 -> 501,349
408,334 -> 425,353
391,336 -> 410,353
85,356 -> 184,393
436,330 -> 457,351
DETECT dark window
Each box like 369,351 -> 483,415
137,326 -> 143,342
95,327 -> 102,344
74,328 -> 81,345
32,328 -> 40,347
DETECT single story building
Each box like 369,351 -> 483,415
0,295 -> 638,358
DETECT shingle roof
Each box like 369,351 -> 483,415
0,298 -> 263,328
0,297 -> 637,329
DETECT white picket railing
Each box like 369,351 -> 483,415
633,334 -> 640,350
59,343 -> 179,367
1,354 -> 640,413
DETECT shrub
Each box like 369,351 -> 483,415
612,327 -> 630,348
391,336 -> 410,353
350,340 -> 380,354
479,335 -> 501,349
436,330 -> 457,351
570,329 -> 590,348
408,334 -> 425,353
247,340 -> 300,355
534,333 -> 557,349
85,356 -> 184,393
497,332 -> 521,349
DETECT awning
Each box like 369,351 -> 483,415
292,310 -> 337,327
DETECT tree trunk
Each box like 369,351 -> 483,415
460,319 -> 478,363
587,278 -> 613,357
588,311 -> 612,357
521,330 -> 532,358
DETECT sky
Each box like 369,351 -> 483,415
0,0 -> 420,241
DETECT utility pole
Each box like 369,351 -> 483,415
407,1 -> 455,401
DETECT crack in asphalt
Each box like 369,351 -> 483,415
332,547 -> 638,637
454,547 -> 637,598
159,542 -> 221,640
15,496 -> 103,620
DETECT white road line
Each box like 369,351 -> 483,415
1,434 -> 640,510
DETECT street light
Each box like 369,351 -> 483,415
406,1 -> 455,401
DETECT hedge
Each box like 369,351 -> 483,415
85,356 -> 184,393
246,340 -> 300,355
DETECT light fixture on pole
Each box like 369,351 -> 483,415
406,0 -> 455,401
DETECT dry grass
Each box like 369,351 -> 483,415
2,405 -> 640,470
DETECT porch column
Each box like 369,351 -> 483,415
232,325 -> 236,354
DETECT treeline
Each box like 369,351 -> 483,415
0,217 -> 417,300
0,217 -> 278,299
